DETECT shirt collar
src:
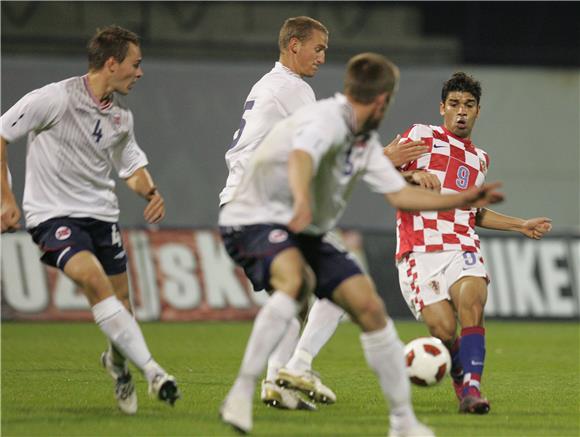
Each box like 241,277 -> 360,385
441,125 -> 474,148
82,75 -> 113,111
274,62 -> 302,79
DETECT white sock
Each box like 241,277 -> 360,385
266,317 -> 300,381
230,291 -> 299,400
360,320 -> 417,430
286,298 -> 344,372
92,296 -> 161,382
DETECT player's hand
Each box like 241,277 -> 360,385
384,135 -> 428,167
1,200 -> 22,233
144,190 -> 165,224
520,217 -> 552,239
409,170 -> 441,191
288,197 -> 312,233
462,182 -> 504,208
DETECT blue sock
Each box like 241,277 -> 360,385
459,326 -> 485,397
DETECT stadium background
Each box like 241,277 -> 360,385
1,1 -> 579,321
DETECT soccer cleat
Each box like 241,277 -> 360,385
260,380 -> 317,411
148,373 -> 181,406
459,395 -> 491,414
388,422 -> 435,437
100,351 -> 138,415
276,368 -> 336,404
220,394 -> 252,434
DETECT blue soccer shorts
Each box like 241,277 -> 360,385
28,217 -> 128,275
219,224 -> 363,300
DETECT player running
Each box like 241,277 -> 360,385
0,25 -> 180,415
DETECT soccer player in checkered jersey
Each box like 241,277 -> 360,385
0,25 -> 180,414
218,53 -> 504,436
395,72 -> 552,414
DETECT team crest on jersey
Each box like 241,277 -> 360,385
428,280 -> 440,294
55,226 -> 72,241
268,229 -> 288,244
479,158 -> 487,174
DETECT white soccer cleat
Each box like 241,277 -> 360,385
100,351 -> 138,415
388,422 -> 435,437
220,394 -> 253,434
276,368 -> 337,404
260,380 -> 317,411
148,373 -> 181,406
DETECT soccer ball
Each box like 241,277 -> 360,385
404,337 -> 451,386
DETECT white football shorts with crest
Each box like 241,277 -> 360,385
397,251 -> 489,320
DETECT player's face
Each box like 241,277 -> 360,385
295,30 -> 328,77
440,91 -> 480,138
112,43 -> 143,95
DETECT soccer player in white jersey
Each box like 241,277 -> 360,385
0,25 -> 180,414
219,17 -> 329,410
218,53 -> 504,436
393,72 -> 552,414
221,17 -> 428,411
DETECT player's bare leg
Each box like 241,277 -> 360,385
332,275 -> 434,437
220,248 -> 315,433
64,252 -> 179,409
450,276 -> 490,414
421,300 -> 464,400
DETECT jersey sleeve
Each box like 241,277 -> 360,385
0,83 -> 66,143
362,137 -> 407,194
111,111 -> 149,178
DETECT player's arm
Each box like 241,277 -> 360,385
287,149 -> 313,233
476,208 -> 552,240
399,169 -> 441,191
0,136 -> 22,232
383,134 -> 428,167
124,167 -> 165,224
386,182 -> 504,212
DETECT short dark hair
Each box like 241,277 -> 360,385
344,53 -> 399,104
278,16 -> 328,52
441,72 -> 482,104
87,25 -> 140,71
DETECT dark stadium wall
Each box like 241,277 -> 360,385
1,56 -> 579,230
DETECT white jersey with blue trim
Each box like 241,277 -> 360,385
219,62 -> 315,206
0,76 -> 148,228
219,93 -> 406,235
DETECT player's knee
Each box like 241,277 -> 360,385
75,270 -> 112,302
428,322 -> 456,344
358,295 -> 386,327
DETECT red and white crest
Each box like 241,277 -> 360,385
268,229 -> 288,244
55,226 -> 72,240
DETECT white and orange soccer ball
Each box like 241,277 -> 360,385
404,337 -> 451,386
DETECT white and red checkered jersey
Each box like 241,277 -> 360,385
395,124 -> 490,261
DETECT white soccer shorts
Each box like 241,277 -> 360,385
397,251 -> 489,320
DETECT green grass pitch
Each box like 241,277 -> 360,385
2,321 -> 579,436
